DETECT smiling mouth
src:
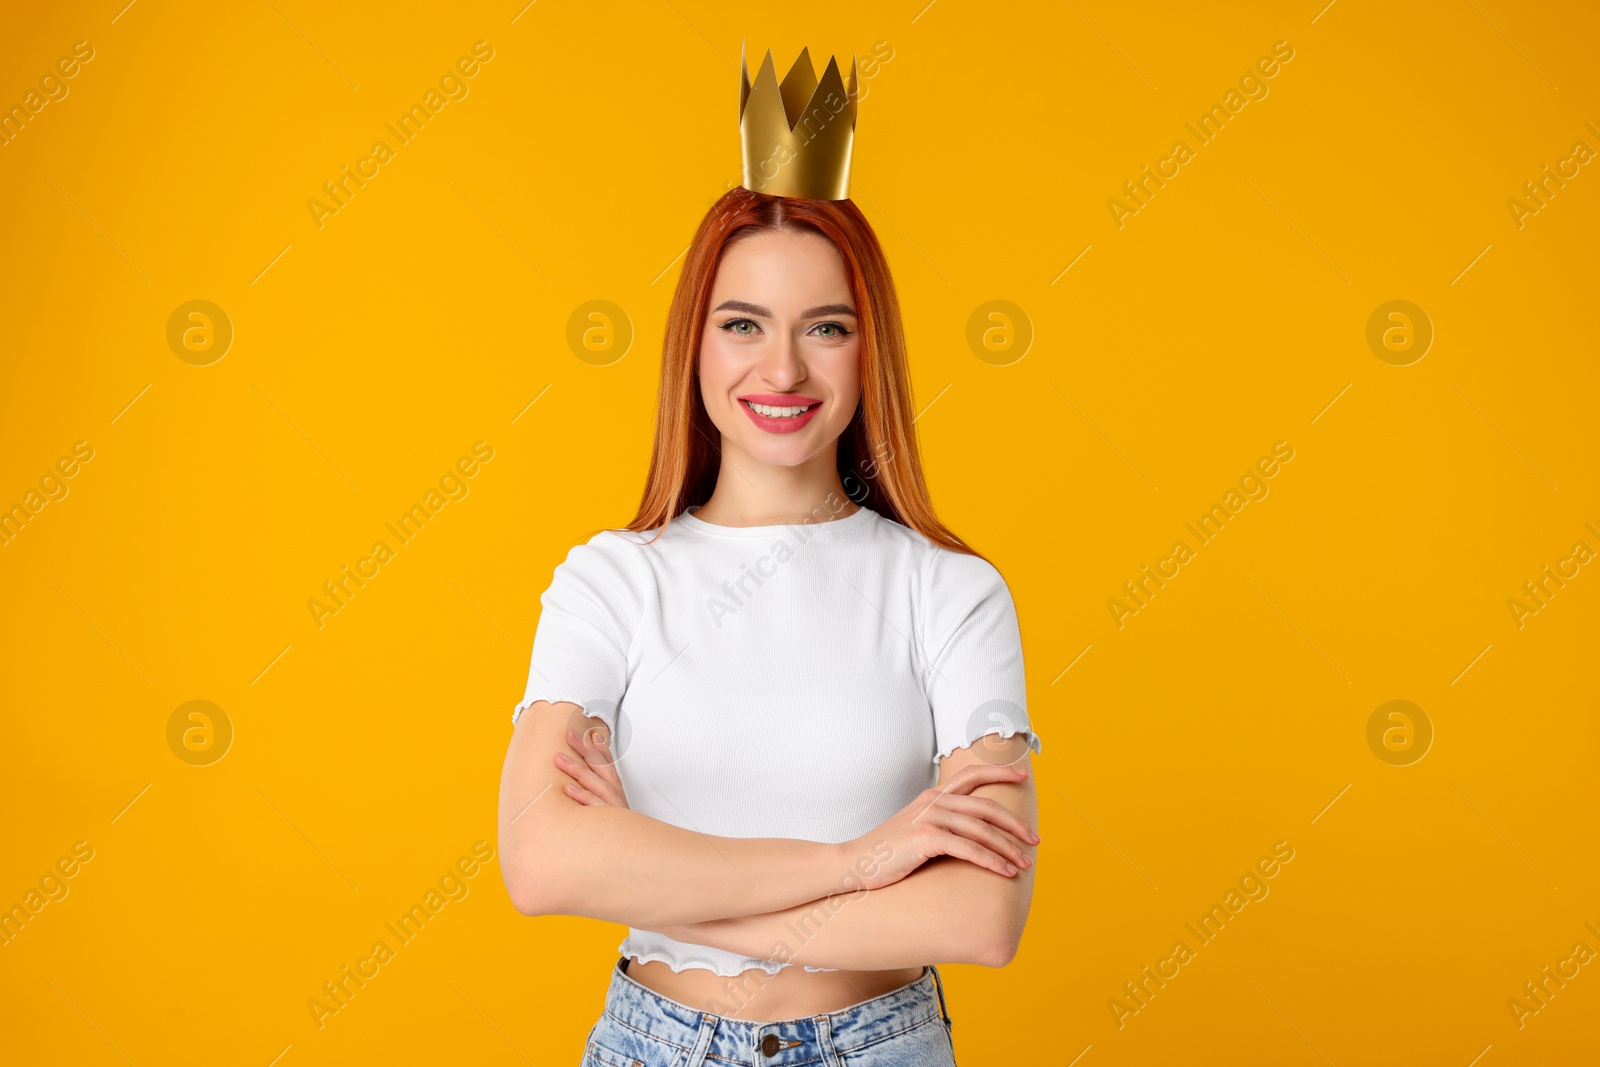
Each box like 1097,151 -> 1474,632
741,400 -> 817,418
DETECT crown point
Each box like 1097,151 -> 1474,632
738,44 -> 858,200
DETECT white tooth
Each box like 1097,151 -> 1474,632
748,401 -> 811,417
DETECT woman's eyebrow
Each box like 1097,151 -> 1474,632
711,300 -> 858,318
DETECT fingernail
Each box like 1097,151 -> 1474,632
1004,863 -> 1017,875
554,752 -> 570,763
1021,856 -> 1033,867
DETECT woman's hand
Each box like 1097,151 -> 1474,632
847,764 -> 1038,889
553,725 -> 629,810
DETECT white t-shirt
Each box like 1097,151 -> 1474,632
511,502 -> 1042,975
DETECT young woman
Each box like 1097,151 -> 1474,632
498,48 -> 1042,1067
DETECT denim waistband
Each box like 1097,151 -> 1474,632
599,955 -> 953,1064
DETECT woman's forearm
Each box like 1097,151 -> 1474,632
655,743 -> 1040,969
654,854 -> 1032,970
499,708 -> 864,928
502,803 -> 861,928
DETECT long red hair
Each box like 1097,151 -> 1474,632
623,187 -> 978,558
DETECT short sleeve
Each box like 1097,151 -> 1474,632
920,550 -> 1042,761
511,533 -> 641,730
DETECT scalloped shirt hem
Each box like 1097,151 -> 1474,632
618,937 -> 840,976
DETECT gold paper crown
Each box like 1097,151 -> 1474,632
739,42 -> 858,201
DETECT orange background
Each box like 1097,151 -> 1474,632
2,1 -> 1597,1064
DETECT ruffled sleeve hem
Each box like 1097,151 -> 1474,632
511,695 -> 618,727
936,723 -> 1043,762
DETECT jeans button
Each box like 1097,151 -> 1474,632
760,1033 -> 780,1056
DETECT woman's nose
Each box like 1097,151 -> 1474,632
757,328 -> 805,387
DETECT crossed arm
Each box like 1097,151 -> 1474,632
497,700 -> 1040,968
654,744 -> 1039,970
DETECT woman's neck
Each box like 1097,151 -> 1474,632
692,447 -> 859,528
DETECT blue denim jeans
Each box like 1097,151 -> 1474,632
581,956 -> 959,1066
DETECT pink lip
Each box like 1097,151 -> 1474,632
737,396 -> 822,435
738,394 -> 822,406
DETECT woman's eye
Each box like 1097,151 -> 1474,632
718,318 -> 851,338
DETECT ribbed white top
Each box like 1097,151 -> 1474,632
512,503 -> 1041,975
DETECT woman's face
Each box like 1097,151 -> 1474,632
698,228 -> 862,468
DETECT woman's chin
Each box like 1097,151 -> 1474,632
743,448 -> 817,471
718,428 -> 820,463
